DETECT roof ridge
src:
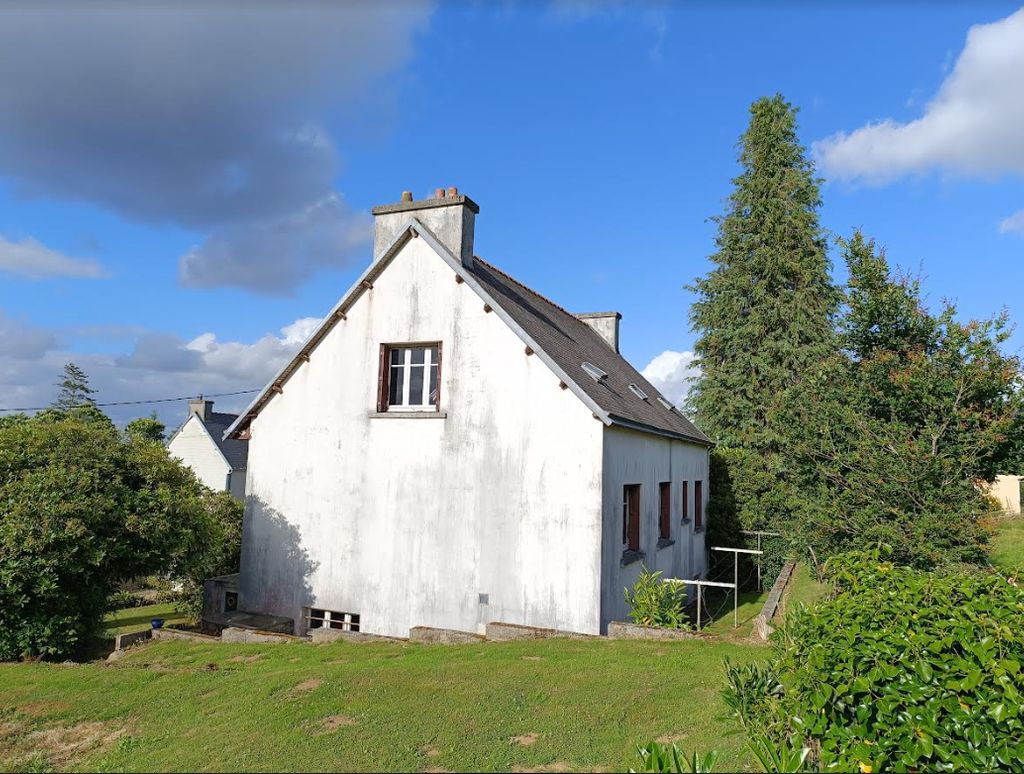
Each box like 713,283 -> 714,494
473,256 -> 578,320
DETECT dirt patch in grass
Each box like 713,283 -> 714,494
655,732 -> 688,744
521,656 -> 544,661
419,745 -> 441,757
291,678 -> 322,694
511,732 -> 541,746
18,700 -> 71,717
227,655 -> 263,665
319,715 -> 358,733
8,720 -> 128,771
518,762 -> 573,772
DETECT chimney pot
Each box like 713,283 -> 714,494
400,190 -> 413,202
447,186 -> 458,197
434,187 -> 445,199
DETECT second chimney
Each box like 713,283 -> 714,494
371,188 -> 479,267
576,312 -> 622,352
189,396 -> 213,422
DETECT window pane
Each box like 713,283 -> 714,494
389,366 -> 404,405
409,365 -> 424,404
411,347 -> 425,365
428,346 -> 438,364
390,348 -> 404,366
429,364 -> 438,405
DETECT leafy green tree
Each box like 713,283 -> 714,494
53,362 -> 97,410
689,94 -> 839,542
0,410 -> 241,660
780,232 -> 1020,567
126,412 -> 166,443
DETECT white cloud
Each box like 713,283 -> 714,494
641,349 -> 699,408
0,315 -> 321,426
815,8 -> 1024,184
999,209 -> 1024,236
0,234 -> 105,279
0,2 -> 431,293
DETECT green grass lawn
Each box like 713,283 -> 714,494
990,517 -> 1024,571
0,636 -> 764,773
698,588 -> 767,637
780,563 -> 829,616
102,603 -> 189,637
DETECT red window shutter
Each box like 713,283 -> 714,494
694,480 -> 703,529
628,485 -> 640,552
681,481 -> 689,522
659,482 -> 670,540
377,344 -> 389,413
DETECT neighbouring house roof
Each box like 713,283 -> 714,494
169,411 -> 249,470
225,217 -> 711,446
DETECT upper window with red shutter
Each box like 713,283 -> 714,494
378,343 -> 441,412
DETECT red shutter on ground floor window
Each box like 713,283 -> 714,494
681,481 -> 689,522
659,482 -> 671,540
694,480 -> 703,529
627,485 -> 640,552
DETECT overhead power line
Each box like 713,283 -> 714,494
0,388 -> 260,413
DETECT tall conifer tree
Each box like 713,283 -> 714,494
690,95 -> 838,448
689,95 -> 838,543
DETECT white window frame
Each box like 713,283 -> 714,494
387,345 -> 439,411
305,608 -> 360,632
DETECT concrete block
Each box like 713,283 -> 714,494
485,622 -> 596,641
151,627 -> 220,644
409,626 -> 485,644
606,621 -> 697,640
309,628 -> 404,644
114,628 -> 152,651
220,627 -> 303,644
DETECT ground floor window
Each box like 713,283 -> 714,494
306,608 -> 361,632
659,481 -> 671,541
622,484 -> 641,552
694,480 -> 703,530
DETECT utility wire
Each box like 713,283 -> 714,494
0,388 -> 260,413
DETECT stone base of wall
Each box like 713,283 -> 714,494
606,621 -> 698,640
151,627 -> 221,644
752,559 -> 798,641
409,626 -> 486,644
484,622 -> 597,641
310,628 -> 405,644
113,629 -> 152,651
220,627 -> 304,645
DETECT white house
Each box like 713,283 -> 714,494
168,398 -> 248,500
225,188 -> 711,637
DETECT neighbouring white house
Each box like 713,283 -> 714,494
223,188 -> 712,638
987,475 -> 1022,516
168,398 -> 248,500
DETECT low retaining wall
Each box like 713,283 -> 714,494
752,559 -> 797,641
310,628 -> 405,645
114,629 -> 152,651
607,621 -> 698,640
221,627 -> 305,645
484,622 -> 597,641
151,627 -> 221,644
409,626 -> 485,644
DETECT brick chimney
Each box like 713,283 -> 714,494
188,396 -> 213,422
371,187 -> 479,267
576,312 -> 621,352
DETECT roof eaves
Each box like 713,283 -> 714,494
606,414 -> 715,446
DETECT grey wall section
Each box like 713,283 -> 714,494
599,426 -> 709,630
238,236 -> 605,637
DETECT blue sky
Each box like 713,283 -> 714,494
1,1 -> 1022,425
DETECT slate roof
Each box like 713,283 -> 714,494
467,258 -> 710,445
203,412 -> 249,469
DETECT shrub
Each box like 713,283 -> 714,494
624,568 -> 690,629
724,547 -> 1024,772
0,410 -> 241,660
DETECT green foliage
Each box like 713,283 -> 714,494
125,413 -> 166,443
726,548 -> 1024,772
779,233 -> 1018,568
0,410 -> 240,660
689,95 -> 838,547
633,742 -> 718,773
171,490 -> 243,619
52,362 -> 97,410
624,568 -> 690,629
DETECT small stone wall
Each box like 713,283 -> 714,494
606,621 -> 698,640
484,622 -> 597,641
752,559 -> 797,641
114,629 -> 152,651
220,627 -> 305,645
310,628 -> 405,644
151,627 -> 221,644
409,626 -> 486,644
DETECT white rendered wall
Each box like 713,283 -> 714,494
168,416 -> 231,493
988,475 -> 1022,516
599,426 -> 709,629
240,236 -> 605,637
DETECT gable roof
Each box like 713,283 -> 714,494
225,217 -> 710,446
465,259 -> 709,445
169,411 -> 249,470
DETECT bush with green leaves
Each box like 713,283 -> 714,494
624,568 -> 690,629
0,408 -> 241,660
632,742 -> 718,773
724,547 -> 1024,772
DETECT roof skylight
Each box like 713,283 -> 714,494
581,362 -> 608,382
628,383 -> 649,400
